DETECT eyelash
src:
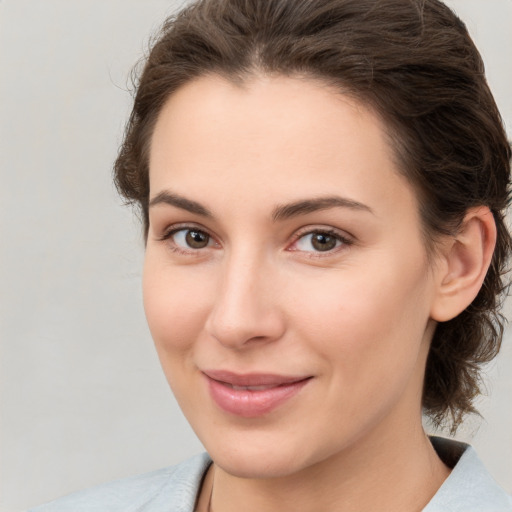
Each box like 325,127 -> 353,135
289,228 -> 353,256
157,224 -> 353,257
158,224 -> 217,256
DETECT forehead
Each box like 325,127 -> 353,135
149,74 -> 418,222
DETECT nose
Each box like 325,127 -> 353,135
204,250 -> 286,349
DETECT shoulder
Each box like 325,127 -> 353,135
28,453 -> 212,512
425,437 -> 512,512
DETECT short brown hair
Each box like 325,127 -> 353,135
114,0 -> 511,431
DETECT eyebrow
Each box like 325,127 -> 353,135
271,196 -> 373,221
148,190 -> 373,221
148,191 -> 213,218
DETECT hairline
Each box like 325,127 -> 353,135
141,68 -> 446,264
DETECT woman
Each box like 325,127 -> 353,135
31,0 -> 511,510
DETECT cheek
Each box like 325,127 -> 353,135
288,255 -> 432,374
142,254 -> 213,354
290,265 -> 432,433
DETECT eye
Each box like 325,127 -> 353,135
169,228 -> 215,250
292,230 -> 349,253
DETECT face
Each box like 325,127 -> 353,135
144,75 -> 441,479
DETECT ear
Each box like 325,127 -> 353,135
430,206 -> 497,322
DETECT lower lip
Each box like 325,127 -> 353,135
205,376 -> 311,418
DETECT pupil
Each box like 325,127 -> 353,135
312,233 -> 336,251
186,230 -> 209,248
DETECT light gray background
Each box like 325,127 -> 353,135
1,1 -> 511,511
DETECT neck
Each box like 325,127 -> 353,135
207,421 -> 450,512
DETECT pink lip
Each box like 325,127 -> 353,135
202,370 -> 312,418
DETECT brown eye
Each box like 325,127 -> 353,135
311,233 -> 338,251
184,229 -> 210,249
293,230 -> 345,253
168,228 -> 213,250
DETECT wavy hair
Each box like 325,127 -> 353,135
114,0 -> 511,431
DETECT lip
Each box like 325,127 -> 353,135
202,370 -> 312,418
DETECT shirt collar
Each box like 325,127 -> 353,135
156,440 -> 511,512
424,436 -> 512,511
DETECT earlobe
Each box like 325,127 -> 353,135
430,207 -> 497,322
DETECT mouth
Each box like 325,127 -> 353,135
227,383 -> 283,391
202,370 -> 312,417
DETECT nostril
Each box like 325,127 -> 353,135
204,261 -> 286,347
205,304 -> 286,349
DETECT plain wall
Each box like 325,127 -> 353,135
1,1 -> 510,511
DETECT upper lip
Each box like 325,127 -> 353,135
202,369 -> 311,387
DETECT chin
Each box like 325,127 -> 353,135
214,451 -> 305,479
203,432 -> 324,480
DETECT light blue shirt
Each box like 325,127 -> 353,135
29,438 -> 512,511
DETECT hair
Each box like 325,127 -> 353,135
114,0 -> 511,432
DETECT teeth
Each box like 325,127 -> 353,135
230,384 -> 274,391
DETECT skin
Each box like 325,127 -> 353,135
144,74 -> 494,512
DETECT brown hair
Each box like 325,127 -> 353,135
114,0 -> 511,431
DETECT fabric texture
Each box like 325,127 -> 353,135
29,438 -> 511,511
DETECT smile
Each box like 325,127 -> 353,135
228,384 -> 277,391
202,370 -> 312,418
